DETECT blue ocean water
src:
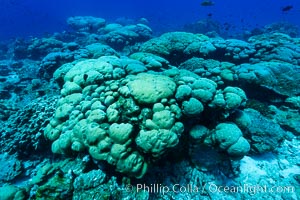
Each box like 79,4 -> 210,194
1,0 -> 300,40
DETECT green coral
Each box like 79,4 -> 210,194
0,185 -> 25,200
182,97 -> 204,117
188,122 -> 250,169
136,129 -> 179,158
127,73 -> 176,104
212,123 -> 250,158
45,55 -> 249,178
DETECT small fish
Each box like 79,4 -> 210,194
281,5 -> 293,12
207,13 -> 213,17
201,0 -> 215,7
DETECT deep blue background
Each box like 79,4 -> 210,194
0,0 -> 300,40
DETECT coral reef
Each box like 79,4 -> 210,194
67,16 -> 106,33
0,16 -> 299,199
0,153 -> 22,183
44,55 -> 248,178
13,37 -> 64,60
0,96 -> 58,155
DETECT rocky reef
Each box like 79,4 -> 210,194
0,16 -> 299,199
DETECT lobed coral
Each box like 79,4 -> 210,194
45,55 -> 248,178
67,16 -> 106,32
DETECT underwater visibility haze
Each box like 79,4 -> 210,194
0,0 -> 299,199
1,0 -> 300,39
